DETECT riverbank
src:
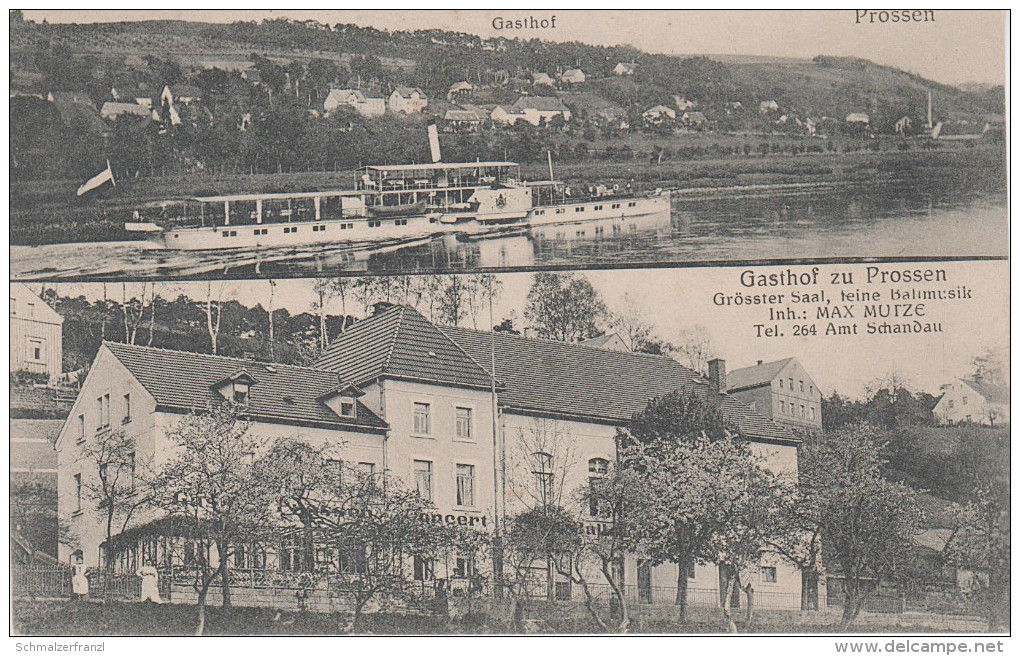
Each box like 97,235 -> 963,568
10,145 -> 1004,246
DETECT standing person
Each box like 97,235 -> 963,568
137,562 -> 164,603
71,554 -> 89,602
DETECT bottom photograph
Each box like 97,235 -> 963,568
10,262 -> 1008,636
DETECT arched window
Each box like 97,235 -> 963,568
531,452 -> 555,506
588,458 -> 610,517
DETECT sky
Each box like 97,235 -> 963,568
38,259 -> 1008,400
22,9 -> 1007,86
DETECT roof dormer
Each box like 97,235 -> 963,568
319,381 -> 365,420
211,370 -> 259,404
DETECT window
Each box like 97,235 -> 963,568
555,208 -> 565,214
74,474 -> 82,513
575,206 -> 585,212
368,220 -> 382,228
123,393 -> 131,423
233,382 -> 249,404
453,555 -> 475,579
809,406 -> 816,420
779,400 -> 786,414
254,228 -> 269,236
413,402 -> 431,435
789,378 -> 794,390
96,394 -> 110,430
29,338 -> 43,361
555,581 -> 572,601
532,452 -> 555,506
413,556 -> 435,581
26,302 -> 35,319
588,458 -> 609,517
357,462 -> 376,475
414,460 -> 433,502
628,201 -> 636,208
962,396 -> 969,406
611,203 -> 620,209
948,400 -> 955,409
594,205 -> 603,211
455,407 -> 473,440
339,545 -> 368,574
779,379 -> 784,389
77,415 -> 85,442
456,464 -> 475,507
339,398 -> 356,417
760,566 -> 777,583
395,218 -> 408,226
800,404 -> 805,418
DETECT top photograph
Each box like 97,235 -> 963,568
9,9 -> 1007,281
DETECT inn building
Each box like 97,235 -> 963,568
57,304 -> 811,607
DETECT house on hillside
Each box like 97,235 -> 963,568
845,112 -> 870,125
491,105 -> 528,126
642,104 -> 676,125
160,84 -> 202,108
674,96 -> 697,111
531,72 -> 555,87
895,116 -> 913,134
447,81 -> 475,102
559,69 -> 586,85
59,304 -> 807,608
324,89 -> 386,117
724,357 -> 823,430
389,86 -> 428,114
100,102 -> 154,121
933,378 -> 1010,426
759,100 -> 780,114
682,111 -> 708,127
613,62 -> 636,76
511,96 -> 572,126
10,284 -> 63,381
444,107 -> 485,131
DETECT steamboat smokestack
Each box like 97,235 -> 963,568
427,121 -> 442,163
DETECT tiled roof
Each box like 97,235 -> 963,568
316,306 -> 497,391
104,342 -> 387,432
101,102 -> 151,118
393,86 -> 425,98
964,378 -> 1010,404
727,358 -> 794,392
445,109 -> 483,121
440,324 -> 797,443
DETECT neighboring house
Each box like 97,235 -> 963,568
559,69 -> 586,85
531,72 -> 555,87
323,89 -> 386,117
759,100 -> 780,114
845,112 -> 870,124
10,284 -> 63,380
160,84 -> 202,108
682,111 -> 708,126
642,104 -> 676,125
491,105 -> 528,126
725,357 -> 823,430
510,96 -> 572,125
613,62 -> 636,76
59,304 -> 806,608
933,378 -> 1010,426
447,81 -> 475,101
389,86 -> 428,114
444,107 -> 485,131
895,116 -> 913,134
100,102 -> 152,121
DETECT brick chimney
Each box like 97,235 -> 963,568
707,358 -> 727,393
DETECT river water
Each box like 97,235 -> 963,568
10,184 -> 1007,281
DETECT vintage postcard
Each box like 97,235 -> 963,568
8,9 -> 1006,280
8,8 -> 1010,648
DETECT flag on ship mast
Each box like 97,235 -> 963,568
76,160 -> 115,197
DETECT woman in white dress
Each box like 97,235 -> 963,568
71,554 -> 89,601
137,562 -> 164,603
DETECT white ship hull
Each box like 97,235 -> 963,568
136,191 -> 671,251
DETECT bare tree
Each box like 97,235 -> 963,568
672,325 -> 717,375
203,282 -> 224,355
609,292 -> 653,351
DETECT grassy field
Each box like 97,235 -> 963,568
10,143 -> 1004,246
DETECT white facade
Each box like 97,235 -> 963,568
324,89 -> 386,117
10,284 -> 63,379
933,379 -> 1010,426
389,87 -> 428,114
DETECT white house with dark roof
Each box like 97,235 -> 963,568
10,284 -> 63,380
510,96 -> 571,126
559,69 -> 586,85
724,357 -> 823,430
933,378 -> 1009,426
389,86 -> 428,114
59,304 -> 807,607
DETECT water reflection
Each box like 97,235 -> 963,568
8,185 -> 1007,281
